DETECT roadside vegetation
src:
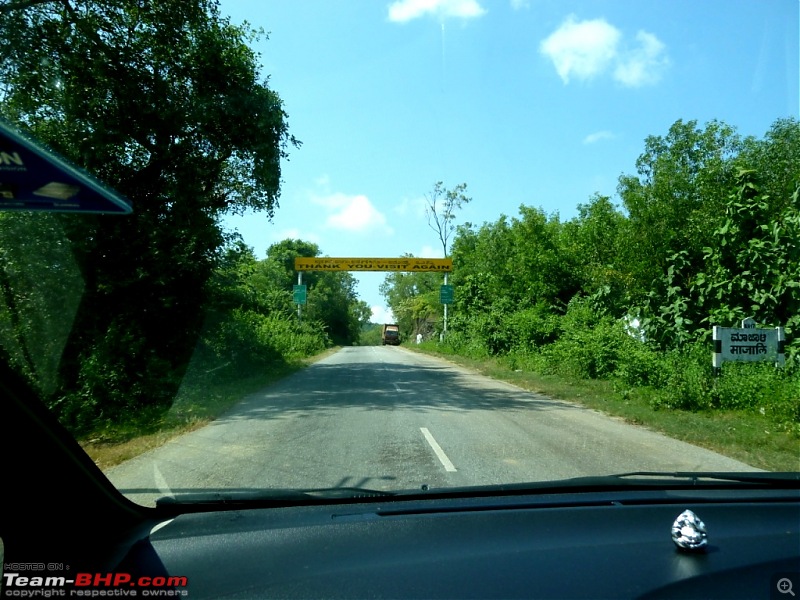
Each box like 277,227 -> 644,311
0,0 -> 370,442
384,118 -> 800,470
358,323 -> 387,346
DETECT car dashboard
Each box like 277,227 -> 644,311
106,486 -> 800,599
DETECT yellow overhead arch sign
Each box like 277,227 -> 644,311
294,257 -> 452,272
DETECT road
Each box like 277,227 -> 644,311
106,346 -> 757,506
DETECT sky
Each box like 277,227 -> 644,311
219,0 -> 799,323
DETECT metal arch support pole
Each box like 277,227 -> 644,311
443,272 -> 448,337
297,271 -> 303,321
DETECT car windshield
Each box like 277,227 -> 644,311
0,0 -> 797,509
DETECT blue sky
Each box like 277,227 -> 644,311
219,0 -> 799,322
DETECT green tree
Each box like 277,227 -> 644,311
627,119 -> 800,350
443,206 -> 577,355
506,206 -> 577,308
0,214 -> 83,396
0,0 -> 297,426
737,118 -> 800,207
449,219 -> 512,311
561,194 -> 630,316
266,239 -> 370,345
423,181 -> 471,336
645,171 -> 800,351
618,119 -> 742,304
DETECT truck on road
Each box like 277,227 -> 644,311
382,323 -> 400,346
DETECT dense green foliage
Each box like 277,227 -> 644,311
358,323 -> 385,346
385,118 -> 800,434
0,1 -> 369,433
197,237 -> 369,370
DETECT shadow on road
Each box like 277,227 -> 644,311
211,354 -> 580,425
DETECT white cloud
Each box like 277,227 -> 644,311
371,305 -> 395,323
510,0 -> 529,9
312,192 -> 393,234
614,31 -> 669,87
540,15 -> 668,87
583,130 -> 614,144
540,15 -> 620,84
388,0 -> 486,23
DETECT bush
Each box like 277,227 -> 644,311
536,298 -> 629,379
440,312 -> 493,358
259,314 -> 330,359
711,361 -> 800,424
615,339 -> 669,388
634,342 -> 799,423
442,294 -> 799,432
439,326 -> 491,359
50,321 -> 184,434
648,344 -> 713,411
202,308 -> 329,368
503,305 -> 561,354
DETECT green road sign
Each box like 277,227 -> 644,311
293,284 -> 307,305
440,284 -> 454,305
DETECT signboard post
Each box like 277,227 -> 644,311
294,271 -> 305,321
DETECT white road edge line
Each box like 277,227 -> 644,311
420,427 -> 457,472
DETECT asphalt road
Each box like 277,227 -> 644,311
106,346 -> 757,506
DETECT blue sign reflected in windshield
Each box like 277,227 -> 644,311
0,120 -> 131,214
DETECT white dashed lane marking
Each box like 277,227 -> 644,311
420,427 -> 457,472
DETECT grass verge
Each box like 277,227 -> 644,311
81,347 -> 339,470
407,344 -> 800,472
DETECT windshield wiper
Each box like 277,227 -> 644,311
373,471 -> 800,504
152,473 -> 799,514
612,471 -> 800,486
155,486 -> 398,513
427,471 -> 800,497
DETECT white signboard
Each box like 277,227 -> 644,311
713,321 -> 785,369
718,328 -> 778,361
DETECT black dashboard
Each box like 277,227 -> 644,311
126,488 -> 800,599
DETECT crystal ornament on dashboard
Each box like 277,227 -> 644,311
671,509 -> 708,551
